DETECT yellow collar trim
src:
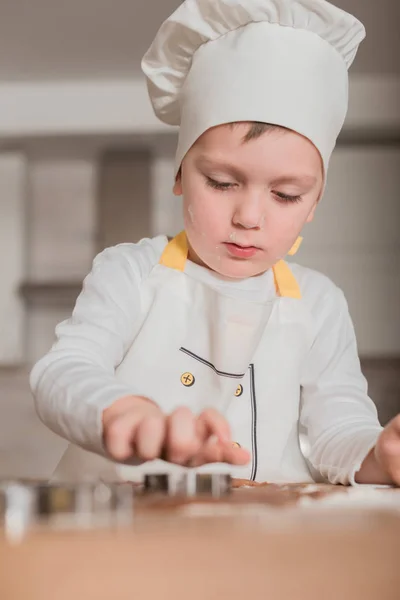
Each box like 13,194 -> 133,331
272,260 -> 301,299
287,236 -> 303,256
159,232 -> 301,299
159,230 -> 188,272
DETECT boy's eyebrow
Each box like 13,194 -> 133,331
196,156 -> 317,186
270,175 -> 318,187
196,156 -> 244,179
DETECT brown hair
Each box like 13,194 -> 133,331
176,122 -> 287,179
230,121 -> 287,143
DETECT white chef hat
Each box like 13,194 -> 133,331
142,0 -> 365,175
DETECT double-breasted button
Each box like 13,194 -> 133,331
235,384 -> 243,397
180,372 -> 195,387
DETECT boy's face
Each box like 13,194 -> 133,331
173,123 -> 323,279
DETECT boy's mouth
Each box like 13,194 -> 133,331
223,242 -> 260,259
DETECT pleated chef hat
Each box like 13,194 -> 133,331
142,0 -> 365,175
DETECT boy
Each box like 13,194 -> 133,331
31,0 -> 400,486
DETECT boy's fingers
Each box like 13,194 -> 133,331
379,417 -> 400,459
105,404 -> 250,467
390,415 -> 400,434
376,417 -> 400,485
385,456 -> 400,486
104,412 -> 143,461
221,442 -> 251,466
197,408 -> 231,444
135,415 -> 166,461
381,437 -> 400,485
165,407 -> 201,464
191,439 -> 251,467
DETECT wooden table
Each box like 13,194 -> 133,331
1,483 -> 399,600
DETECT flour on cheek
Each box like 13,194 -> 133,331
215,244 -> 222,261
187,204 -> 196,225
187,204 -> 208,240
187,203 -> 223,263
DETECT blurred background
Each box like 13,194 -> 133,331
0,0 -> 399,479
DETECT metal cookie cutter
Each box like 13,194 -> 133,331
183,473 -> 232,497
1,481 -> 134,542
143,473 -> 185,495
1,482 -> 36,544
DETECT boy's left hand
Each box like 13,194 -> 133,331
374,414 -> 400,485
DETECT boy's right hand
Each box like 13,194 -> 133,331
102,395 -> 250,467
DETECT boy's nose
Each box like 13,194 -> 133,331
232,194 -> 265,230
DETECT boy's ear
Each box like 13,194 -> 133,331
173,169 -> 183,196
306,202 -> 317,224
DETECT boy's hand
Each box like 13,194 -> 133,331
102,395 -> 250,467
356,414 -> 400,485
374,414 -> 400,485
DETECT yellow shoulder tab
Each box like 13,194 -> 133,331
160,230 -> 301,297
272,260 -> 302,299
287,236 -> 303,256
159,231 -> 188,272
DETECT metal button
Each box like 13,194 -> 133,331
180,372 -> 195,387
235,384 -> 243,397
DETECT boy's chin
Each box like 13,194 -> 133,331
210,257 -> 270,280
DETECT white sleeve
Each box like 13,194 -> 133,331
30,243 -> 155,457
300,285 -> 383,486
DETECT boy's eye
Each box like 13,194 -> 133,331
206,177 -> 235,191
274,191 -> 302,203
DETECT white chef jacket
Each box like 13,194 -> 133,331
30,232 -> 382,485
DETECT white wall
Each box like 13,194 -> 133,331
26,156 -> 98,362
0,153 -> 26,365
28,157 -> 97,280
1,0 -> 399,83
98,150 -> 152,248
295,145 -> 400,356
2,75 -> 400,138
151,155 -> 184,237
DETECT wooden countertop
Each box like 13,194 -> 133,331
1,483 -> 400,600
